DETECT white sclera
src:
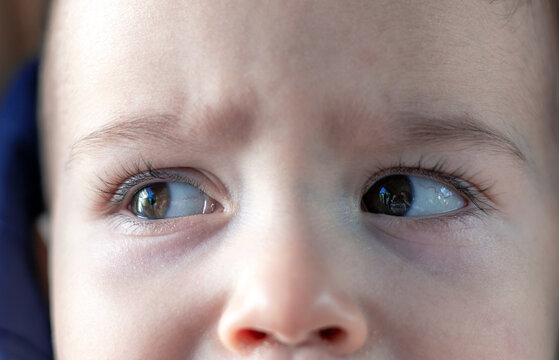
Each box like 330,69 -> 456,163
165,183 -> 209,218
405,176 -> 466,217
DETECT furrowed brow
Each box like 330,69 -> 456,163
66,115 -> 183,170
66,107 -> 253,170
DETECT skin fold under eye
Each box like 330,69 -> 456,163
362,175 -> 466,217
131,182 -> 217,220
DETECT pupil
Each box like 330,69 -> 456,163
362,175 -> 413,216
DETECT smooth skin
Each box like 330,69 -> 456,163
40,0 -> 559,359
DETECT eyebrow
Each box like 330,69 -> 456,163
66,109 -> 528,171
66,105 -> 254,170
66,115 -> 183,169
396,112 -> 527,162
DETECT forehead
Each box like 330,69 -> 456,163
42,0 -> 553,179
49,0 -> 539,105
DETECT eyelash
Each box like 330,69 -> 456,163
96,160 -> 207,213
95,157 -> 496,219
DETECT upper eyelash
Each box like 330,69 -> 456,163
96,157 -> 497,218
96,159 -> 204,208
364,158 -> 497,215
97,159 -> 159,202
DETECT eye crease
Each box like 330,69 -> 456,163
130,182 -> 218,220
362,175 -> 467,217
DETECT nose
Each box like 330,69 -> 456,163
217,240 -> 368,356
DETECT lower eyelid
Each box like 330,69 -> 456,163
362,208 -> 485,243
106,205 -> 228,237
363,217 -> 493,275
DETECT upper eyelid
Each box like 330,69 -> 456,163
107,167 -> 485,200
362,167 -> 463,194
113,172 -> 203,203
363,161 -> 485,193
96,169 -> 211,213
95,160 -> 496,219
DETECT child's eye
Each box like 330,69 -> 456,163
362,175 -> 466,217
130,182 -> 217,220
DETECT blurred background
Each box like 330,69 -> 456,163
0,0 -> 46,97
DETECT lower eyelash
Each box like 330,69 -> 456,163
105,213 -> 178,236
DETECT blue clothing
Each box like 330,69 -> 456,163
0,61 -> 53,359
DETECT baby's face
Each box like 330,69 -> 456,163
41,0 -> 559,359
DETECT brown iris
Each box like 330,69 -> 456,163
131,183 -> 170,219
362,175 -> 413,216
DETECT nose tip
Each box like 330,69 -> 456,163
218,277 -> 368,356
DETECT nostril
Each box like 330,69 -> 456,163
318,327 -> 346,343
236,329 -> 268,346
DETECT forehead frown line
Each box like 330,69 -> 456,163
65,107 -> 527,172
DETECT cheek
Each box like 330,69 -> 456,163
349,215 -> 555,359
356,263 -> 544,359
52,285 -> 218,359
50,238 -> 228,359
49,201 -> 230,359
